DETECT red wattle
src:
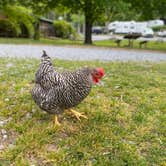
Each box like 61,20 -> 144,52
93,77 -> 99,83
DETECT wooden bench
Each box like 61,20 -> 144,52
139,40 -> 148,48
114,39 -> 122,47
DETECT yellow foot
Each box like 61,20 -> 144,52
53,115 -> 61,126
69,109 -> 88,121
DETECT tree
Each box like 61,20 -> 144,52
125,0 -> 166,20
0,0 -> 17,8
105,0 -> 139,22
61,0 -> 110,44
57,0 -> 138,44
17,0 -> 142,44
29,0 -> 111,44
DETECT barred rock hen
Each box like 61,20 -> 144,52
31,51 -> 104,125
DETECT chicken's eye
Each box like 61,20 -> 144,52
94,73 -> 100,77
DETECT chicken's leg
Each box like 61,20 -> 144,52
68,109 -> 88,121
53,115 -> 61,126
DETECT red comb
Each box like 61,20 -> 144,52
97,68 -> 105,76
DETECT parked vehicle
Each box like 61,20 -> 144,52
142,28 -> 154,38
107,21 -> 118,32
157,30 -> 166,37
92,26 -> 103,34
147,20 -> 164,28
108,21 -> 154,37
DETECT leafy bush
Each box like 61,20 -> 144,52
152,25 -> 166,32
0,19 -> 18,37
2,5 -> 34,38
53,20 -> 76,39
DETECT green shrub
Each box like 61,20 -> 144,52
0,19 -> 18,37
2,5 -> 35,38
152,25 -> 166,32
53,20 -> 76,39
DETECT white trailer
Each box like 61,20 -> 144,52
108,21 -> 154,37
147,20 -> 164,28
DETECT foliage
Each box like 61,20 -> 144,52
61,0 -> 111,43
125,0 -> 166,20
61,0 -> 105,22
2,5 -> 35,38
104,0 -> 140,22
0,19 -> 18,37
71,14 -> 84,26
71,14 -> 84,35
16,0 -> 166,43
152,25 -> 166,32
51,5 -> 71,20
17,0 -> 60,15
53,20 -> 76,39
0,0 -> 166,42
0,0 -> 16,9
25,0 -> 114,44
0,58 -> 165,165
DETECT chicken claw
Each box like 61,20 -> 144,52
53,115 -> 61,126
69,109 -> 88,121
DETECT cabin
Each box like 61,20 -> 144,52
0,12 -> 55,38
39,17 -> 55,37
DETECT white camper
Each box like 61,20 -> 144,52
148,20 -> 164,28
107,21 -> 119,31
108,21 -> 154,37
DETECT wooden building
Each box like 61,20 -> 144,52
39,17 -> 55,37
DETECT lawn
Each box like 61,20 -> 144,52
95,39 -> 166,52
0,37 -> 82,45
0,58 -> 165,166
0,37 -> 166,52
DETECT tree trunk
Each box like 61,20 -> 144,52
84,16 -> 92,44
33,21 -> 40,40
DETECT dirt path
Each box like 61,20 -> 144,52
0,44 -> 166,62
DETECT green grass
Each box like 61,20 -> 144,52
0,37 -> 82,45
0,37 -> 166,52
95,39 -> 166,52
0,58 -> 166,166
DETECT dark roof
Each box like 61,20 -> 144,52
39,17 -> 53,24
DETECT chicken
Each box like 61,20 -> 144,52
31,51 -> 104,126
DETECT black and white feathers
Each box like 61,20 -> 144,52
31,51 -> 94,115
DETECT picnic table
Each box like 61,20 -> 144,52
139,40 -> 148,48
110,35 -> 123,47
123,33 -> 141,47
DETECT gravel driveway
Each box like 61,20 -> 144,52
0,44 -> 166,62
